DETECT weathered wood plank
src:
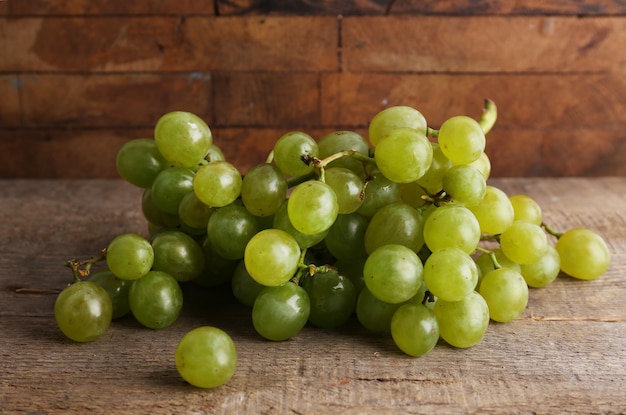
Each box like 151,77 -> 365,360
0,16 -> 338,72
16,73 -> 211,127
217,0 -> 389,16
342,16 -> 626,73
320,73 -> 626,129
0,75 -> 21,127
7,0 -> 215,15
390,0 -> 626,15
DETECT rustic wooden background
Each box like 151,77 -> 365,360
1,1 -> 625,178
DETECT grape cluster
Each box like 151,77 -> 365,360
54,102 -> 611,387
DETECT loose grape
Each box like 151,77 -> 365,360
556,228 -> 611,280
175,326 -> 237,389
55,281 -> 112,342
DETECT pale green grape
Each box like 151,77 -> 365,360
193,160 -> 242,208
556,228 -> 611,280
397,181 -> 428,209
499,220 -> 548,265
363,244 -> 423,304
374,127 -> 433,183
154,111 -> 212,168
364,202 -> 424,255
437,115 -> 485,165
175,326 -> 237,389
474,248 -> 521,286
442,164 -> 486,207
317,131 -> 370,175
415,143 -> 452,194
324,167 -> 364,214
509,194 -> 542,226
391,303 -> 439,357
241,163 -> 287,217
273,200 -> 328,249
469,185 -> 515,235
287,180 -> 338,235
466,151 -> 491,180
243,229 -> 301,286
423,247 -> 478,302
106,233 -> 154,281
273,131 -> 318,177
423,205 -> 481,254
434,291 -> 489,348
479,267 -> 529,323
368,106 -> 427,147
520,244 -> 560,288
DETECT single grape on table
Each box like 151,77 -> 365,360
55,99 -> 611,390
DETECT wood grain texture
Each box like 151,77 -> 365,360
0,178 -> 624,414
0,16 -> 338,72
342,16 -> 626,73
6,0 -> 215,15
0,75 -> 21,126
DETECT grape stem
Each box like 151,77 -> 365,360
64,249 -> 107,282
479,98 -> 497,134
265,150 -> 275,164
475,246 -> 502,269
542,222 -> 564,239
302,150 -> 376,182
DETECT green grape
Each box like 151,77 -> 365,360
231,260 -> 265,307
556,228 -> 611,280
194,237 -> 239,288
301,268 -> 357,329
115,138 -> 169,189
244,229 -> 301,287
520,244 -> 560,288
273,131 -> 318,177
368,106 -> 428,147
128,270 -> 183,329
178,191 -> 214,231
241,163 -> 287,217
151,230 -> 205,282
317,131 -> 370,175
499,220 -> 548,265
479,267 -> 529,323
193,161 -> 242,208
509,194 -> 542,226
106,233 -> 154,281
466,151 -> 491,180
207,203 -> 259,260
206,143 -> 225,162
324,167 -> 364,214
469,185 -> 515,235
357,170 -> 399,217
151,166 -> 195,215
55,281 -> 112,342
356,286 -> 403,333
391,303 -> 439,357
363,244 -> 423,304
397,181 -> 428,209
141,189 -> 180,228
252,282 -> 310,341
287,180 -> 338,235
334,256 -> 367,294
324,212 -> 369,261
89,269 -> 132,319
423,247 -> 478,302
374,127 -> 433,183
175,326 -> 237,389
415,143 -> 452,194
364,202 -> 424,255
423,205 -> 481,254
437,115 -> 485,165
474,248 -> 521,286
154,111 -> 212,168
442,164 -> 486,207
273,200 -> 328,249
434,291 -> 489,348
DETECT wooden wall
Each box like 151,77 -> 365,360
1,1 -> 625,178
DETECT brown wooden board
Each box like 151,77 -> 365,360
0,16 -> 338,72
0,177 -> 624,414
0,75 -> 21,127
342,16 -> 626,73
7,0 -> 216,16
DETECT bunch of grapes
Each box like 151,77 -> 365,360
54,101 -> 611,388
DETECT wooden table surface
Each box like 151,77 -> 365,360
1,177 -> 625,415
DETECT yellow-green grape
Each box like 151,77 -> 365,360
287,180 -> 338,235
434,291 -> 489,348
437,115 -> 485,165
479,268 -> 529,323
374,127 -> 433,183
520,244 -> 561,288
243,229 -> 301,287
193,161 -> 242,208
469,185 -> 514,235
556,228 -> 611,280
154,111 -> 212,168
499,220 -> 548,265
368,106 -> 427,147
273,131 -> 318,177
509,194 -> 542,226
